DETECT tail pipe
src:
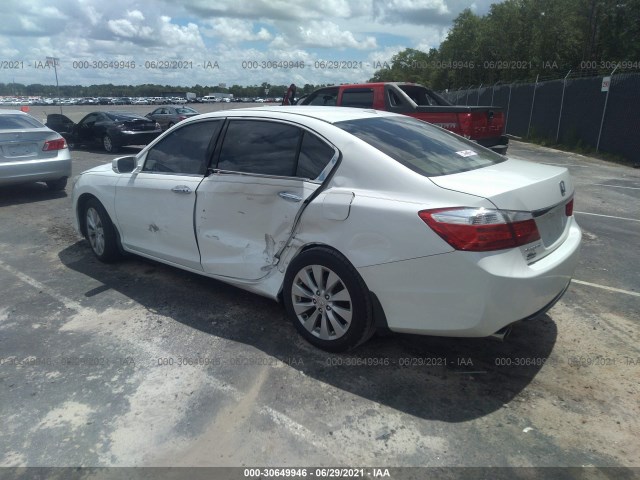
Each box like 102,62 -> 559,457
490,325 -> 513,342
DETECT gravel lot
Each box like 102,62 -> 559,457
0,105 -> 639,477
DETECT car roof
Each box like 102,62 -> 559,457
198,106 -> 399,124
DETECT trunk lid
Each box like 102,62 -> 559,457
0,129 -> 60,160
429,158 -> 575,257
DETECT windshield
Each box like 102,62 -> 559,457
176,107 -> 198,114
336,116 -> 505,177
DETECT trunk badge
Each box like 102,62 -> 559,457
559,181 -> 566,197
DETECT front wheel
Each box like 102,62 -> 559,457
83,198 -> 120,262
283,247 -> 374,352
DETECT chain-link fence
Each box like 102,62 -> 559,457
441,72 -> 640,165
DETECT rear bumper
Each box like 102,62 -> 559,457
477,135 -> 509,154
0,156 -> 72,186
358,218 -> 581,337
112,129 -> 161,146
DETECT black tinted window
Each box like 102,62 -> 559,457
143,120 -> 221,175
341,89 -> 374,108
303,88 -> 339,106
336,116 -> 505,177
218,120 -> 301,176
297,132 -> 335,179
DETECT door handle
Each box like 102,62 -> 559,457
278,191 -> 302,202
171,185 -> 192,194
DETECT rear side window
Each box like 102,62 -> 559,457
297,132 -> 335,179
143,120 -> 222,175
341,89 -> 374,108
218,120 -> 301,176
336,116 -> 505,177
0,114 -> 44,129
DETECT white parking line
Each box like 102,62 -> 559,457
0,260 -> 85,311
575,211 -> 640,223
592,183 -> 640,190
572,279 -> 640,297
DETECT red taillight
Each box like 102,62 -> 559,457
418,207 -> 541,252
565,198 -> 574,216
42,138 -> 67,151
177,115 -> 187,121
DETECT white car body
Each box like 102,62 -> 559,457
72,106 -> 581,347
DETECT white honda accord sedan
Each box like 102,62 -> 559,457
71,106 -> 581,351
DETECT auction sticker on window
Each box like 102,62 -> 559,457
455,149 -> 478,157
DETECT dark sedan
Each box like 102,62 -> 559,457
46,112 -> 162,153
145,106 -> 200,130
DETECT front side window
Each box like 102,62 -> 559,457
336,116 -> 505,177
302,88 -> 339,106
143,120 -> 222,175
217,120 -> 301,176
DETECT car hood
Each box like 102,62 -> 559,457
428,158 -> 573,212
82,162 -> 116,175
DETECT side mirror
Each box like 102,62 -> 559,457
112,156 -> 137,174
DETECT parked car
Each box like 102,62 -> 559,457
298,82 -> 509,154
145,106 -> 200,130
0,109 -> 71,190
46,111 -> 161,153
71,106 -> 581,351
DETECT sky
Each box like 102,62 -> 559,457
0,0 -> 500,89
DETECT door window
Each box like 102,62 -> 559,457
142,120 -> 222,175
303,88 -> 339,106
217,120 -> 301,176
296,132 -> 335,179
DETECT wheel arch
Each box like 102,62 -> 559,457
76,193 -> 124,253
277,242 -> 388,332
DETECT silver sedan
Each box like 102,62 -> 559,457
0,109 -> 71,190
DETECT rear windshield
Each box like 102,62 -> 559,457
335,116 -> 505,177
0,114 -> 45,130
176,107 -> 198,114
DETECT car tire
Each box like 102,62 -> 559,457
83,198 -> 121,263
103,134 -> 118,153
167,122 -> 174,129
45,177 -> 67,191
283,247 -> 375,352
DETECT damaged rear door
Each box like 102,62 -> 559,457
196,118 -> 337,280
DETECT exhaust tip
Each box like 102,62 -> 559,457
490,325 -> 513,342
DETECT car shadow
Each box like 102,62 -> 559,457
0,182 -> 67,207
58,242 -> 558,423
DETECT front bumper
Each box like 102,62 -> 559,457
358,218 -> 581,337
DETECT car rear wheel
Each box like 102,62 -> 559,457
167,122 -> 174,129
284,247 -> 374,352
103,134 -> 118,153
45,177 -> 67,191
83,199 -> 120,262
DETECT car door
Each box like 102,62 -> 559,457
114,119 -> 223,270
76,113 -> 102,145
196,119 -> 338,280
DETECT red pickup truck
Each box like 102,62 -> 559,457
297,82 -> 509,154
